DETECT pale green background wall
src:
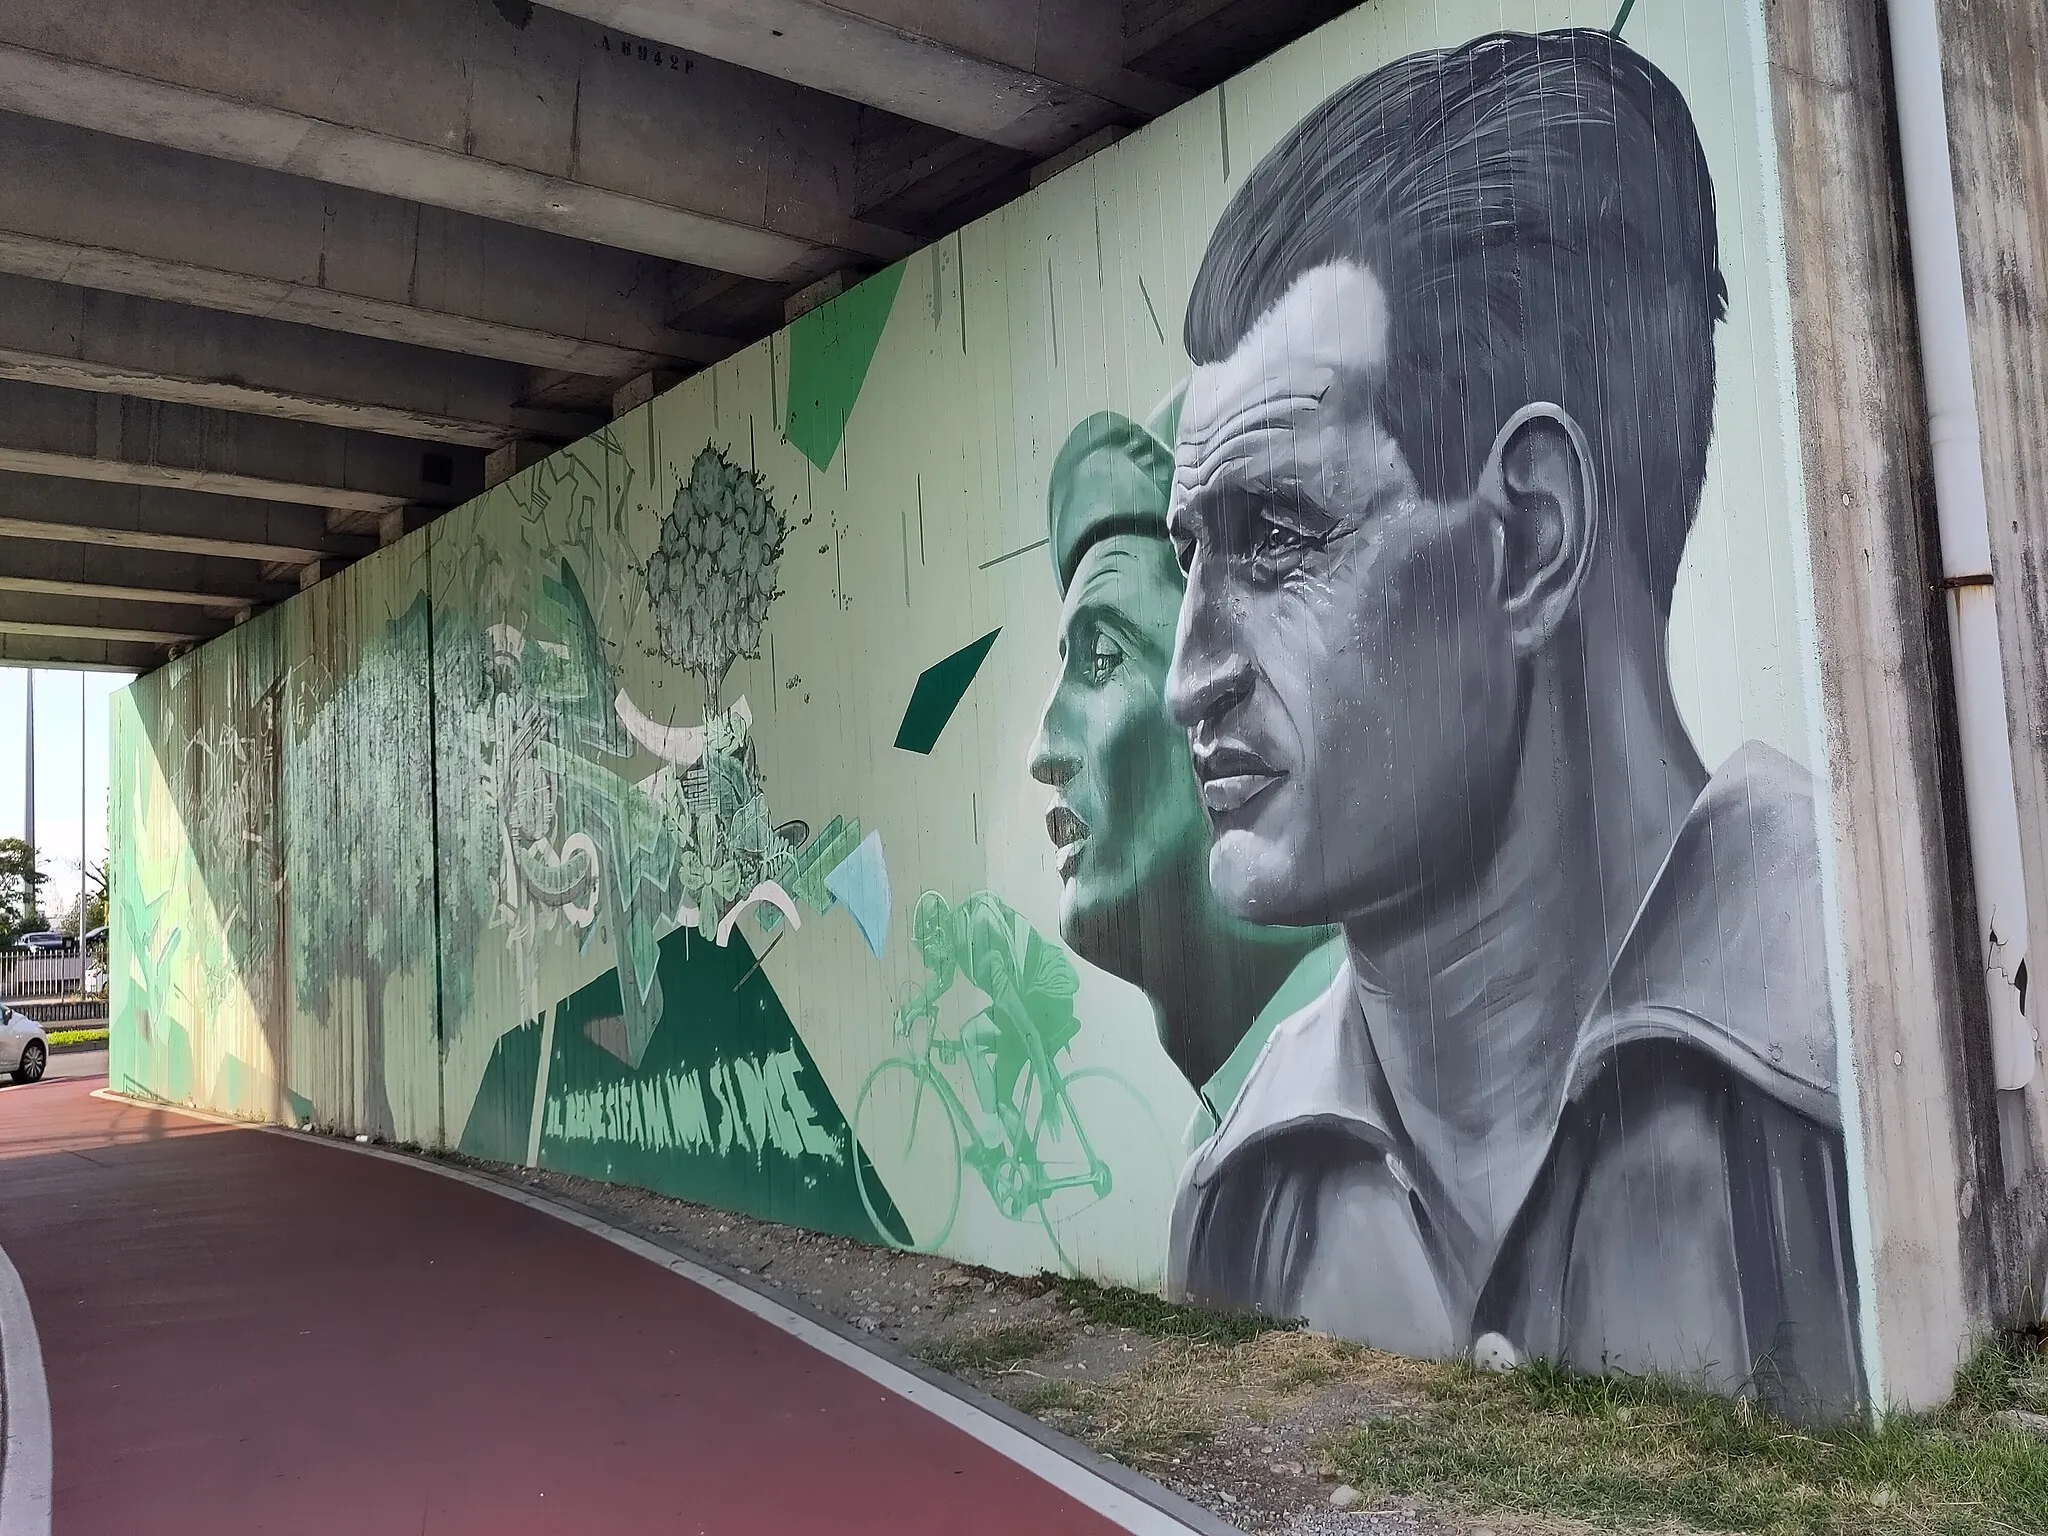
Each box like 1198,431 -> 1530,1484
109,0 -> 1828,1299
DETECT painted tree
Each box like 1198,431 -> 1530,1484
644,444 -> 789,708
286,594 -> 439,1138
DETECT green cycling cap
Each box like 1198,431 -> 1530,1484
1046,381 -> 1186,595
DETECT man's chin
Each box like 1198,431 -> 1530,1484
1209,837 -> 1320,927
1058,882 -> 1141,982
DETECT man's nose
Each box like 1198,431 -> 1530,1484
1167,563 -> 1252,731
1029,684 -> 1078,789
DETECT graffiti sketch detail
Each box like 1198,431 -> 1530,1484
647,444 -> 790,708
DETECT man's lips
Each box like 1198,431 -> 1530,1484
1190,741 -> 1285,816
1046,804 -> 1088,879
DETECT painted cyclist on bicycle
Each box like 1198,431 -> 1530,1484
894,890 -> 1081,1178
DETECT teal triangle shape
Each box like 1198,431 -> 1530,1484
894,628 -> 1001,755
785,262 -> 907,472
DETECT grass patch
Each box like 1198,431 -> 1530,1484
1329,1336 -> 2048,1536
47,1027 -> 108,1048
915,1321 -> 1069,1376
1050,1274 -> 1299,1345
1010,1379 -> 1086,1415
1012,1326 -> 1382,1468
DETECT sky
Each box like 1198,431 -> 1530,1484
0,667 -> 133,925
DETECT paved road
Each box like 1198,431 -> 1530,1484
39,1046 -> 106,1083
0,1076 -> 1153,1535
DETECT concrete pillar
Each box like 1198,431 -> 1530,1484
610,370 -> 687,419
1764,0 -> 1989,1409
782,270 -> 862,324
483,439 -> 550,489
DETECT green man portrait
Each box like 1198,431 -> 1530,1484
1028,386 -> 1340,1143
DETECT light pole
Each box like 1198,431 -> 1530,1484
22,668 -> 37,932
80,672 -> 87,935
23,667 -> 35,853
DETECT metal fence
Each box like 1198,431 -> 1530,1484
0,942 -> 109,1025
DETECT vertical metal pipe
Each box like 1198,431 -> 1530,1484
23,669 -> 35,861
1887,0 -> 2036,1091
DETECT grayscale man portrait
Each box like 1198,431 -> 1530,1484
1160,29 -> 1864,1419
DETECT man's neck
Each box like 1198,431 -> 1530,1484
1345,629 -> 1709,1277
1145,907 -> 1323,1089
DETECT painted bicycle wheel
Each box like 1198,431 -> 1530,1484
853,1057 -> 965,1254
1033,1067 -> 1176,1288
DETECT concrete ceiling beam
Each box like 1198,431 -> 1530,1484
0,272 -> 604,449
537,0 -> 1185,153
0,0 -> 924,278
0,378 -> 481,516
0,594 -> 221,647
0,472 -> 381,567
0,633 -> 163,670
0,115 -> 728,375
0,537 -> 297,610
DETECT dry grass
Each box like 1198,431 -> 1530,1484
1026,1326 -> 1403,1465
914,1320 -> 1071,1376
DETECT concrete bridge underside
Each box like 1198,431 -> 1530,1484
0,0 -> 1351,672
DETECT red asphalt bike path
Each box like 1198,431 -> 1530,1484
0,1077 -> 1139,1535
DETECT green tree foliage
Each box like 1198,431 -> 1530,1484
0,837 -> 47,938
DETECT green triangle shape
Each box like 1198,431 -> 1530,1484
784,262 -> 906,472
894,628 -> 1001,755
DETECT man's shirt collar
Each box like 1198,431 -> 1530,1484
1185,739 -> 1838,1193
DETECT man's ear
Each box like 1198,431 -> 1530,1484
1476,403 -> 1599,654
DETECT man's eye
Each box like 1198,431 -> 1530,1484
1170,530 -> 1196,574
1086,636 -> 1125,684
1251,518 -> 1317,566
1253,518 -> 1318,561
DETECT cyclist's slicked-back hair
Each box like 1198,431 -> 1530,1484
1184,29 -> 1725,615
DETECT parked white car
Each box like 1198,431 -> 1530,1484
1,1007 -> 47,1083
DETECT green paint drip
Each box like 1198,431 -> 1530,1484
894,628 -> 1001,755
784,263 -> 907,472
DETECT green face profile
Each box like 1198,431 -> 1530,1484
1030,533 -> 1212,982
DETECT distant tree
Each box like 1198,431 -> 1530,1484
82,859 -> 109,935
0,838 -> 46,938
57,861 -> 109,936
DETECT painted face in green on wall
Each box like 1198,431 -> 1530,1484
1030,532 -> 1211,987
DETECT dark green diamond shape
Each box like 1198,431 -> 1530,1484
894,628 -> 1001,754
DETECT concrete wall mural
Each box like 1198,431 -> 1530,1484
108,4 -> 1871,1418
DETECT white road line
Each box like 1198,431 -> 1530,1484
0,1238 -> 52,1536
89,1090 -> 1229,1536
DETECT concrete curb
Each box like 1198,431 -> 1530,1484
94,1090 -> 1245,1536
0,1238 -> 53,1536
